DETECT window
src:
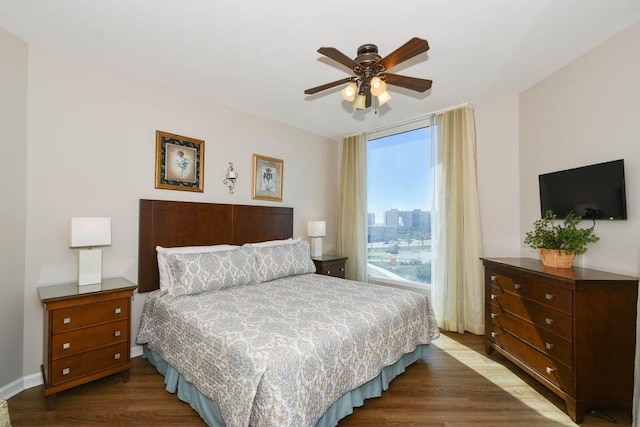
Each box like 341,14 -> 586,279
367,124 -> 434,289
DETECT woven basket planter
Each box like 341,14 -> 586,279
539,248 -> 576,268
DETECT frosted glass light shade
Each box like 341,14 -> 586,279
70,217 -> 112,248
307,221 -> 326,237
370,77 -> 386,96
341,82 -> 358,102
353,94 -> 367,110
376,90 -> 392,106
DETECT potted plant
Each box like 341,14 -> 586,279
524,210 -> 599,268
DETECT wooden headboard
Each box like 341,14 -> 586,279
138,199 -> 293,293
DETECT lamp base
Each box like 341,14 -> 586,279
310,237 -> 323,258
78,249 -> 102,286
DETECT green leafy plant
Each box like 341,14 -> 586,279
524,210 -> 600,255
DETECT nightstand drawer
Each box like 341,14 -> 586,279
312,256 -> 348,279
319,263 -> 346,278
51,319 -> 128,360
50,341 -> 129,386
52,298 -> 129,333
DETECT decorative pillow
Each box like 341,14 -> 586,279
251,240 -> 316,283
156,245 -> 238,292
165,246 -> 259,297
246,237 -> 300,248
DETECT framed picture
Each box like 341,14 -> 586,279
252,154 -> 283,201
155,131 -> 204,192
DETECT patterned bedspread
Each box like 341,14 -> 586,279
137,273 -> 439,427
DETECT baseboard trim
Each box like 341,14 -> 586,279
0,345 -> 145,399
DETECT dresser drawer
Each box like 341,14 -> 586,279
50,341 -> 129,386
487,304 -> 572,367
490,285 -> 572,340
51,319 -> 128,360
487,323 -> 573,394
51,298 -> 129,333
489,271 -> 534,299
535,281 -> 572,314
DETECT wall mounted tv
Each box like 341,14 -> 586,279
539,159 -> 627,220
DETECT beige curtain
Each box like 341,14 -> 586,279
337,132 -> 367,281
432,105 -> 485,334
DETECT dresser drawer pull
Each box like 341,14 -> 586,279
545,317 -> 554,325
545,293 -> 554,300
545,342 -> 555,350
490,331 -> 499,338
114,353 -> 121,360
62,342 -> 71,350
114,307 -> 122,314
514,283 -> 522,290
327,271 -> 331,275
63,317 -> 71,324
490,275 -> 496,281
340,268 -> 345,272
490,294 -> 497,300
62,368 -> 70,376
490,313 -> 498,319
114,330 -> 121,337
545,367 -> 555,375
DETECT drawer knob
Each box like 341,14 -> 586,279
514,283 -> 522,290
62,368 -> 70,376
490,331 -> 498,338
340,268 -> 345,272
63,317 -> 71,324
545,342 -> 555,350
114,330 -> 121,337
545,366 -> 555,375
114,307 -> 122,314
327,271 -> 331,275
490,275 -> 496,281
490,294 -> 497,300
490,313 -> 498,319
63,342 -> 71,350
545,317 -> 554,325
545,293 -> 554,300
114,353 -> 121,360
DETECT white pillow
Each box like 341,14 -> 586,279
156,245 -> 238,292
246,237 -> 300,248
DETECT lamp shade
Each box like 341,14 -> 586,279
341,82 -> 357,102
307,221 -> 326,237
70,217 -> 112,248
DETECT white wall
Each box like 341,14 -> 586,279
21,46 -> 340,379
475,96 -> 521,257
519,20 -> 640,276
0,28 -> 28,392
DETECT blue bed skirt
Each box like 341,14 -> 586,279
143,344 -> 430,426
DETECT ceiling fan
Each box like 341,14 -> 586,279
304,37 -> 432,110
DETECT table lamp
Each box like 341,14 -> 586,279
70,217 -> 111,286
307,220 -> 326,257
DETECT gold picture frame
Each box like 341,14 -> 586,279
252,154 -> 283,201
155,130 -> 204,192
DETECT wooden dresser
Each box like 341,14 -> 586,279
38,277 -> 137,409
482,258 -> 638,423
311,255 -> 348,279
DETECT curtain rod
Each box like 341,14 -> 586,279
363,102 -> 471,136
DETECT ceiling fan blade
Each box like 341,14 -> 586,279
304,77 -> 352,95
317,47 -> 362,71
376,37 -> 429,71
382,73 -> 432,92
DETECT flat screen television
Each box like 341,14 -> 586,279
538,159 -> 627,220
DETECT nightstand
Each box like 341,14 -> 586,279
311,255 -> 348,279
38,277 -> 137,409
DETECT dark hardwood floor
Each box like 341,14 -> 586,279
7,332 -> 631,426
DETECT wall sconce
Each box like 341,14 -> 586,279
223,162 -> 238,194
70,217 -> 112,286
307,220 -> 326,257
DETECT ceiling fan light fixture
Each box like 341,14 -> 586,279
376,90 -> 392,106
370,77 -> 386,96
353,94 -> 367,110
341,82 -> 358,102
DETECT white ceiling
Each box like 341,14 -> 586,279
1,0 -> 639,140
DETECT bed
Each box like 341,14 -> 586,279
136,199 -> 439,426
